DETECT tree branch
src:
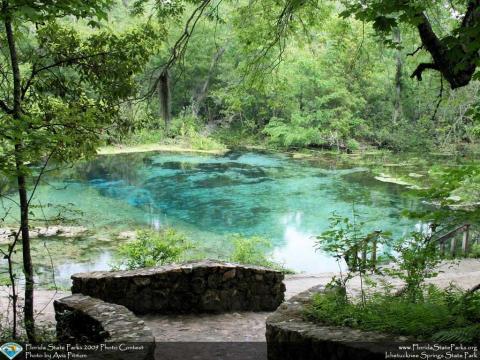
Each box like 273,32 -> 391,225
431,75 -> 444,122
469,283 -> 480,294
21,51 -> 111,99
148,0 -> 212,96
461,0 -> 480,28
407,45 -> 423,57
412,2 -> 480,89
410,63 -> 439,81
0,98 -> 12,113
415,13 -> 447,68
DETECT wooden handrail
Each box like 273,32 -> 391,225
435,224 -> 470,256
344,232 -> 381,272
344,224 -> 473,268
436,224 -> 470,244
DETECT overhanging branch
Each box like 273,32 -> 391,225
0,98 -> 12,114
410,63 -> 439,81
22,51 -> 111,99
412,1 -> 480,89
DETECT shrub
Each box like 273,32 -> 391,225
123,128 -> 165,145
229,234 -> 275,267
346,138 -> 360,151
166,115 -> 199,138
470,243 -> 480,258
211,118 -> 260,147
310,217 -> 480,343
315,209 -> 391,303
189,133 -> 226,151
164,115 -> 226,150
385,231 -> 441,302
114,228 -> 191,270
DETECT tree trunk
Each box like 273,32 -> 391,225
15,153 -> 36,342
392,27 -> 403,126
4,1 -> 36,342
6,240 -> 18,339
192,47 -> 225,118
158,70 -> 171,128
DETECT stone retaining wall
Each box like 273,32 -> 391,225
71,260 -> 285,314
266,285 -> 410,360
54,294 -> 154,359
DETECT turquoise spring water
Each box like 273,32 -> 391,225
4,150 -> 426,286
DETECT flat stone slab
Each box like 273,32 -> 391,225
54,294 -> 154,359
266,285 -> 411,360
71,260 -> 285,314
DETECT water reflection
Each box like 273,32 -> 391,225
55,252 -> 113,278
273,213 -> 347,273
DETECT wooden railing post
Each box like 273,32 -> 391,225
435,223 -> 472,258
352,246 -> 358,269
440,240 -> 446,256
450,237 -> 457,257
462,224 -> 470,256
371,237 -> 377,270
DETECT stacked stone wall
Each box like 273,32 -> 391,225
54,294 -> 155,360
71,260 -> 285,314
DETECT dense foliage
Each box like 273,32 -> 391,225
228,234 -> 285,270
105,0 -> 480,153
115,231 -> 290,273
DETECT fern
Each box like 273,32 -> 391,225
432,324 -> 480,343
308,287 -> 480,342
